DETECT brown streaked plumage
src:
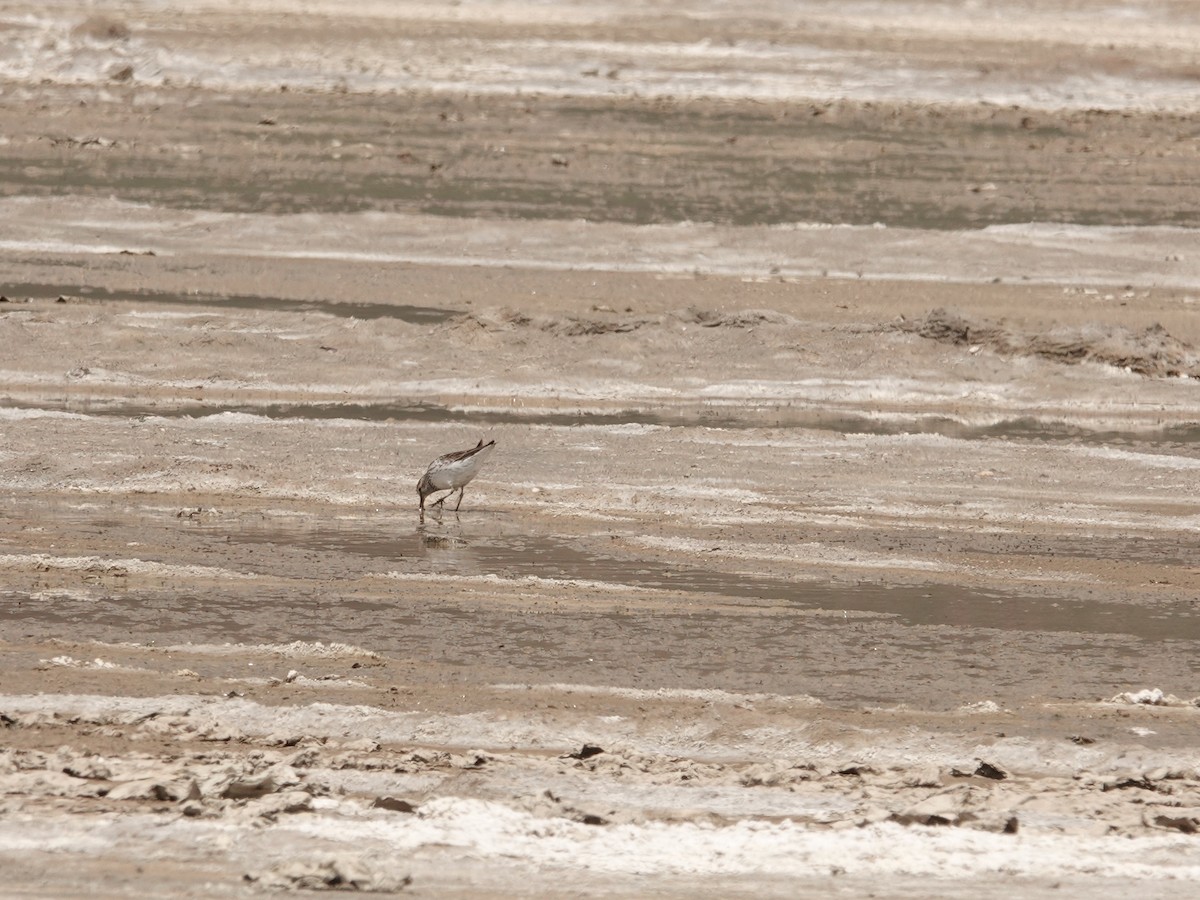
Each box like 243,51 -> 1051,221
417,438 -> 496,512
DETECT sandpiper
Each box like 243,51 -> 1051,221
417,438 -> 496,512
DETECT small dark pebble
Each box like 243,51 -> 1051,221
975,761 -> 1008,780
372,796 -> 416,813
836,764 -> 873,776
1154,814 -> 1198,834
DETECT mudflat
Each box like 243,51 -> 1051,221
3,2 -> 1200,896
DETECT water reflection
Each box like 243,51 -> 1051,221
1,282 -> 458,324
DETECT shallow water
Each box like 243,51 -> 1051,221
226,519 -> 1200,642
4,507 -> 1195,709
2,487 -> 1193,706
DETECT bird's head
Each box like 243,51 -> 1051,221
417,473 -> 434,507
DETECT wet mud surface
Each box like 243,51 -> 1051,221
7,83 -> 1200,230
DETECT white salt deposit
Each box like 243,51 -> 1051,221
280,796 -> 1200,881
2,197 -> 1199,289
3,2 -> 1200,111
0,553 -> 257,581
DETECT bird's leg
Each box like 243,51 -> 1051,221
453,488 -> 464,511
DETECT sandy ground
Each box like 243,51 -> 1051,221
3,1 -> 1200,896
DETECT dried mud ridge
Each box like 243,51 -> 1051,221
455,303 -> 1198,379
454,305 -> 793,336
900,307 -> 1200,378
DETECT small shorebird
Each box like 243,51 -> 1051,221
417,438 -> 495,512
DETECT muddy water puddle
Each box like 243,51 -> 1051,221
6,505 -> 1198,704
229,519 -> 1200,642
4,500 -> 1198,643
